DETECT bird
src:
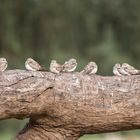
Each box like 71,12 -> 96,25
49,60 -> 62,74
113,63 -> 130,76
113,64 -> 122,76
62,58 -> 77,72
81,62 -> 98,75
122,63 -> 140,75
0,58 -> 8,72
25,58 -> 44,71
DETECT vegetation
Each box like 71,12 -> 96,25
0,0 -> 140,139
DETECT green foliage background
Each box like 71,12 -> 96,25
0,0 -> 140,139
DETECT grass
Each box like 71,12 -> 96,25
0,132 -> 15,140
79,135 -> 102,140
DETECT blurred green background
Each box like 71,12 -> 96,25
0,0 -> 140,139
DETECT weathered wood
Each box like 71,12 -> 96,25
0,70 -> 140,140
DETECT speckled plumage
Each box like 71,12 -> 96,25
25,58 -> 43,71
122,63 -> 140,75
0,58 -> 8,72
62,58 -> 77,72
50,60 -> 62,74
81,62 -> 97,75
113,64 -> 122,76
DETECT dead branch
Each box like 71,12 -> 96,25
0,70 -> 140,140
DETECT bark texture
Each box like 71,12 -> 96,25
0,70 -> 140,140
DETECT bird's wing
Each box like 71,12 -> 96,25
56,64 -> 62,71
62,62 -> 69,69
126,65 -> 139,74
29,61 -> 42,70
82,65 -> 91,74
0,63 -> 7,71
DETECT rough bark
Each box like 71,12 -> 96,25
0,70 -> 140,140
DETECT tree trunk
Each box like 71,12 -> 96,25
0,70 -> 140,140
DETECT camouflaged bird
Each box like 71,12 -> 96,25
0,58 -> 8,72
81,62 -> 98,75
113,63 -> 131,76
25,58 -> 44,71
62,58 -> 77,72
122,63 -> 140,75
50,60 -> 62,74
113,64 -> 122,76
